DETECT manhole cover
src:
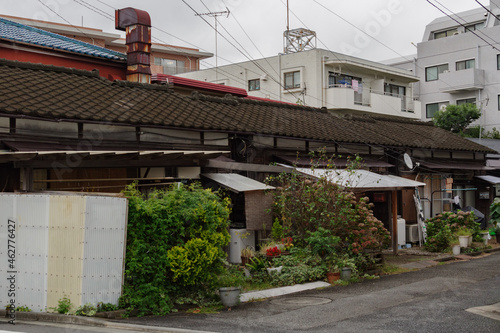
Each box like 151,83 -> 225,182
270,297 -> 332,306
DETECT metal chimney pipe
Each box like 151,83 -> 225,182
115,7 -> 151,84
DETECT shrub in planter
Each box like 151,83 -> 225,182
424,211 -> 479,252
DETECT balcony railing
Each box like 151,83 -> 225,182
326,85 -> 421,118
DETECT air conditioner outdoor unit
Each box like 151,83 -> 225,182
406,224 -> 419,243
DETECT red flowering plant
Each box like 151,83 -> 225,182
266,246 -> 282,257
281,237 -> 294,251
266,150 -> 391,274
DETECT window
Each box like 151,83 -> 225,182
328,72 -> 362,88
426,102 -> 449,118
457,98 -> 476,105
433,28 -> 458,39
465,21 -> 485,32
497,54 -> 500,70
384,83 -> 406,97
456,59 -> 475,71
154,57 -> 186,74
425,64 -> 449,81
498,95 -> 500,111
248,79 -> 260,91
284,71 -> 300,89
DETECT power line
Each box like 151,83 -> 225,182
475,0 -> 500,20
426,0 -> 500,52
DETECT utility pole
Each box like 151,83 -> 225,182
196,8 -> 230,81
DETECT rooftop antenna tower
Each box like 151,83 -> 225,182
283,0 -> 316,54
196,7 -> 230,81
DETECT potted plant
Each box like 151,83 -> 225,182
479,230 -> 490,245
217,265 -> 246,308
326,257 -> 341,284
450,236 -> 460,256
266,245 -> 282,259
337,254 -> 356,281
280,237 -> 294,255
456,228 -> 471,248
240,246 -> 255,266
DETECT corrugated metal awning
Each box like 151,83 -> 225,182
476,175 -> 500,184
294,167 -> 425,190
202,173 -> 275,193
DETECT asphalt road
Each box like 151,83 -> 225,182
123,252 -> 500,333
1,253 -> 499,333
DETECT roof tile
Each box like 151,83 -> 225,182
0,59 -> 494,153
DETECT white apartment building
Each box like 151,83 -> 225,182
180,48 -> 421,119
389,0 -> 500,131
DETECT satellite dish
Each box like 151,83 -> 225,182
403,153 -> 414,170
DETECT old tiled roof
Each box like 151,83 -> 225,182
0,59 -> 494,153
0,18 -> 126,61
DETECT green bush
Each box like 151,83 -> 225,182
424,211 -> 479,252
267,150 -> 390,275
120,183 -> 231,316
50,295 -> 72,314
75,303 -> 97,317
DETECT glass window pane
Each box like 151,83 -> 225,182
426,103 -> 439,118
285,73 -> 293,89
293,71 -> 300,88
426,67 -> 438,81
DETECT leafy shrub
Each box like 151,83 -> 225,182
270,249 -> 327,286
267,151 -> 391,274
50,295 -> 72,314
424,211 -> 479,252
75,303 -> 97,317
120,183 -> 231,316
96,302 -> 118,313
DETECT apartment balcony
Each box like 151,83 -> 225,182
326,86 -> 421,119
439,68 -> 485,93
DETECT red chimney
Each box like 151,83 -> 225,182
115,7 -> 152,84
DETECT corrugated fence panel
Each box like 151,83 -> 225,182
0,194 -> 15,308
81,196 -> 127,305
46,195 -> 86,310
15,195 -> 50,312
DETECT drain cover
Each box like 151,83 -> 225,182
271,297 -> 332,306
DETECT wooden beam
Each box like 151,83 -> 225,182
205,159 -> 292,173
392,190 -> 398,255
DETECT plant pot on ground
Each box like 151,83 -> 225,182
217,265 -> 246,308
340,267 -> 352,280
326,271 -> 340,283
456,228 -> 472,248
240,246 -> 255,266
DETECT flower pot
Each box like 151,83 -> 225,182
341,267 -> 352,281
480,232 -> 489,245
452,244 -> 460,255
266,266 -> 283,275
458,235 -> 469,248
219,287 -> 241,307
326,272 -> 340,284
241,256 -> 252,266
266,254 -> 281,259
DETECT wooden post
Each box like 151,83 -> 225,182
392,190 -> 398,255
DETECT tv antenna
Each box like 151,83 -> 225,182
196,7 -> 230,81
283,0 -> 316,53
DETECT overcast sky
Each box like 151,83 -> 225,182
0,0 -> 484,67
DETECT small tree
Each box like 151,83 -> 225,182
433,103 -> 480,134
